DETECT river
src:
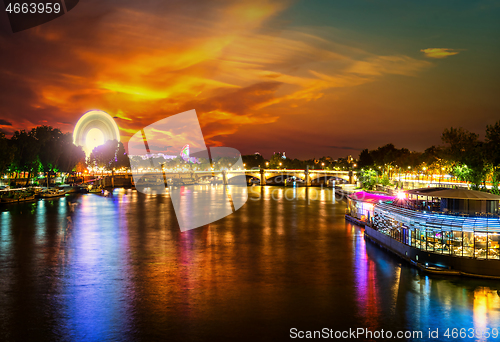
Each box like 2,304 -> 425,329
0,186 -> 499,341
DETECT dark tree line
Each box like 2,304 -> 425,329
357,120 -> 500,193
0,126 -> 134,186
3,121 -> 499,192
358,144 -> 434,172
0,126 -> 86,185
242,152 -> 352,170
87,140 -> 129,171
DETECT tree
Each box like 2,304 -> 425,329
380,174 -> 392,186
88,140 -> 126,171
486,121 -> 500,164
31,126 -> 65,187
420,146 -> 442,166
59,133 -> 86,173
485,120 -> 500,194
358,149 -> 374,168
442,127 -> 487,190
269,152 -> 286,168
0,132 -> 15,176
11,130 -> 41,185
242,153 -> 267,169
32,126 -> 64,173
370,144 -> 399,167
196,157 -> 211,171
358,169 -> 378,190
109,141 -> 129,170
442,127 -> 479,160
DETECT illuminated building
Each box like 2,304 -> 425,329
180,144 -> 198,163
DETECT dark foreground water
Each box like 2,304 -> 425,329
1,186 -> 499,342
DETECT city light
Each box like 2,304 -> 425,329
0,3 -> 499,341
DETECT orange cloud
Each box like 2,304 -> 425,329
420,48 -> 461,59
0,0 -> 443,157
347,55 -> 432,76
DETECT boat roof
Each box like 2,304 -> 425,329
405,187 -> 500,200
349,191 -> 396,203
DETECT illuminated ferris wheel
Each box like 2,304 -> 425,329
73,110 -> 120,156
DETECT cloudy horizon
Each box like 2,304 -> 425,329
1,0 -> 499,159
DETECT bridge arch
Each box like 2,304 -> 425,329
309,175 -> 349,184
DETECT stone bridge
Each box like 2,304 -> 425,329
241,169 -> 354,185
83,169 -> 356,187
162,169 -> 355,186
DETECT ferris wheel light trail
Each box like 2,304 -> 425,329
73,110 -> 120,156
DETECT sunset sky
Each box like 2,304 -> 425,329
0,0 -> 499,159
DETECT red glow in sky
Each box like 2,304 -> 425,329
0,0 -> 499,158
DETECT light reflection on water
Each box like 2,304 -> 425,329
0,187 -> 499,341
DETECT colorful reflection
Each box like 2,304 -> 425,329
350,223 -> 381,327
0,189 -> 499,341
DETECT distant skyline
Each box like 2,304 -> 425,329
0,0 -> 499,159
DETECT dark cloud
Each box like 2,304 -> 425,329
0,0 -> 497,160
0,119 -> 13,126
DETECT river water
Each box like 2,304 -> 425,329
0,186 -> 499,341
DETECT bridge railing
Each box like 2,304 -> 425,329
242,169 -> 355,174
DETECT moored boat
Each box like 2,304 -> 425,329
0,189 -> 37,203
346,191 -> 396,225
39,189 -> 66,198
18,194 -> 36,202
361,187 -> 500,279
88,186 -> 103,193
0,196 -> 18,203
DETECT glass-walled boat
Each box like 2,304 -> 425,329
364,187 -> 500,278
346,191 -> 396,224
